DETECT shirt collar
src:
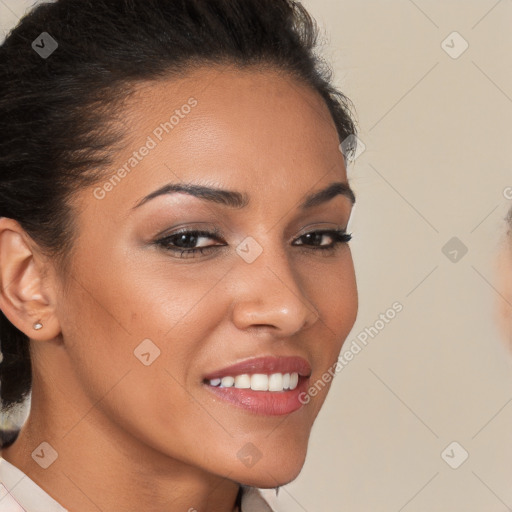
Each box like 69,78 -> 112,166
0,456 -> 68,511
240,485 -> 277,511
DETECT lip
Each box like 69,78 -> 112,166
202,356 -> 312,417
202,355 -> 312,381
203,375 -> 310,416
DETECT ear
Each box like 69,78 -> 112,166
496,239 -> 512,345
0,217 -> 61,341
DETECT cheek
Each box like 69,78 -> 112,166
55,254 -> 236,461
307,250 -> 358,346
57,245 -> 232,396
301,251 -> 358,409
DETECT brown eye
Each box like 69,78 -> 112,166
293,229 -> 352,250
154,229 -> 226,258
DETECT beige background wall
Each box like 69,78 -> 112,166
2,1 -> 512,510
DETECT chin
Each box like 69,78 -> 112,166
233,448 -> 307,488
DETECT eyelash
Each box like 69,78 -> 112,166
154,228 -> 352,259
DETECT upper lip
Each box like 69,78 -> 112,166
203,356 -> 312,381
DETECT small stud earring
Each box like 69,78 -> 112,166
33,321 -> 43,330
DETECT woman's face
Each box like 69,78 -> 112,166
48,66 -> 358,486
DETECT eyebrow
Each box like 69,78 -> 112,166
131,181 -> 355,211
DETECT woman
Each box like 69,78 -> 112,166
0,0 -> 359,510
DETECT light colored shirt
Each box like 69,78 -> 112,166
0,457 -> 276,512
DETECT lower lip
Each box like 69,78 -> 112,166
203,376 -> 310,416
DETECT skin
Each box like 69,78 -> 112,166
497,230 -> 512,343
0,65 -> 358,511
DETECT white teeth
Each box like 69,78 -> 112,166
234,374 -> 251,389
251,374 -> 268,391
289,372 -> 299,390
221,376 -> 234,387
268,373 -> 283,391
207,372 -> 300,392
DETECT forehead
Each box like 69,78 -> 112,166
126,65 -> 341,162
81,65 -> 347,217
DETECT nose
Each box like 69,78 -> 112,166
228,241 -> 320,337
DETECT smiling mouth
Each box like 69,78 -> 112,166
201,355 -> 312,415
204,372 -> 300,392
202,373 -> 310,416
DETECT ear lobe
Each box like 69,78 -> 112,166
0,217 -> 61,340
